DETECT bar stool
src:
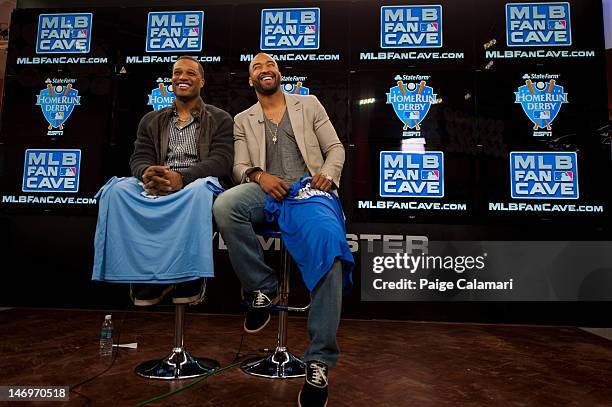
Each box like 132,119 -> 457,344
241,228 -> 310,379
135,279 -> 220,379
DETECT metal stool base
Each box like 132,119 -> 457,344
241,347 -> 305,379
135,347 -> 220,380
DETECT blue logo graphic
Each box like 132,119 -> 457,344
22,149 -> 81,193
387,80 -> 437,131
36,13 -> 93,54
148,79 -> 175,111
261,8 -> 320,50
381,5 -> 443,48
36,80 -> 81,136
515,78 -> 568,131
510,152 -> 578,199
380,151 -> 444,198
506,2 -> 571,47
146,11 -> 204,52
282,82 -> 310,95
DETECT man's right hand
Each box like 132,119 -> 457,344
142,165 -> 170,195
255,171 -> 289,200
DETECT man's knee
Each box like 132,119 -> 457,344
213,192 -> 233,227
213,183 -> 263,228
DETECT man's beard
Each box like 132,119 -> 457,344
252,76 -> 279,96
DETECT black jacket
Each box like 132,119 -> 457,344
129,97 -> 234,188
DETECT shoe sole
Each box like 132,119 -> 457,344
132,285 -> 173,307
297,390 -> 328,407
243,295 -> 279,334
173,292 -> 205,305
243,313 -> 271,334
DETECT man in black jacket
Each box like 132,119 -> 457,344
128,55 -> 233,305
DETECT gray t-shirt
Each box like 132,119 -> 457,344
264,110 -> 308,184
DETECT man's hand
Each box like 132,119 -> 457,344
255,171 -> 289,200
143,166 -> 169,195
142,166 -> 183,196
311,172 -> 333,192
162,171 -> 184,195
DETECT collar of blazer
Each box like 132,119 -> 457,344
246,93 -> 308,165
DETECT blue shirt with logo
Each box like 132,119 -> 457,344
264,176 -> 354,294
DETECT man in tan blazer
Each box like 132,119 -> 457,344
213,53 -> 345,407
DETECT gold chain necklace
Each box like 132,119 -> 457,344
264,118 -> 280,144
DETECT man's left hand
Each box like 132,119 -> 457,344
311,173 -> 333,192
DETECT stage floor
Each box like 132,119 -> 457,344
1,308 -> 611,406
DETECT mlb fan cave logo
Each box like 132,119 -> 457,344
260,8 -> 320,50
146,11 -> 204,52
506,2 -> 571,47
380,151 -> 444,198
515,74 -> 568,137
22,149 -> 81,193
148,78 -> 175,111
387,76 -> 437,138
36,79 -> 81,137
510,152 -> 578,199
36,13 -> 93,53
381,5 -> 442,48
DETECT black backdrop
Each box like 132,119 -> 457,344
0,0 -> 611,325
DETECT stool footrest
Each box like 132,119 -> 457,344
241,347 -> 305,379
240,300 -> 310,313
274,304 -> 310,312
135,347 -> 220,380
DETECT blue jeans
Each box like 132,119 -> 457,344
213,183 -> 342,367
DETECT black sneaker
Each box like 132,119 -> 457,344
243,290 -> 277,334
173,278 -> 206,304
298,361 -> 329,407
130,284 -> 173,306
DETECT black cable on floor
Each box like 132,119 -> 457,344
71,388 -> 92,407
133,324 -> 270,406
132,361 -> 242,407
231,332 -> 245,363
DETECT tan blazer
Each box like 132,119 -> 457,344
233,93 -> 345,187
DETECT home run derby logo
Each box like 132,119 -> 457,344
281,76 -> 310,95
148,78 -> 175,110
36,79 -> 81,137
387,75 -> 437,138
296,182 -> 333,200
515,74 -> 568,137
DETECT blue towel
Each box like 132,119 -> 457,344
264,175 -> 354,294
92,176 -> 223,283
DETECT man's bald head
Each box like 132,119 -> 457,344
249,53 -> 278,75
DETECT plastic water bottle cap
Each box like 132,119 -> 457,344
105,315 -> 112,320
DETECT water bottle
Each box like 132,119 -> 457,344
99,314 -> 113,357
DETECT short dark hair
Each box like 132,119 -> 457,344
174,56 -> 205,78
